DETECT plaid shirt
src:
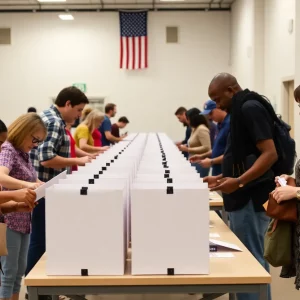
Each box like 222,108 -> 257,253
30,105 -> 70,182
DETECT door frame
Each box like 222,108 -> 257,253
281,76 -> 295,138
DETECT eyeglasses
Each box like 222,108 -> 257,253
31,135 -> 43,145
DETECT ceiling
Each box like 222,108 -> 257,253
0,0 -> 235,12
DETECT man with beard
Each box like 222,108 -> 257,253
205,73 -> 277,300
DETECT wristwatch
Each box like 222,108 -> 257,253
296,190 -> 300,200
237,177 -> 244,188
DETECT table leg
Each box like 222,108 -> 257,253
229,293 -> 236,300
201,293 -> 226,299
259,284 -> 268,300
221,207 -> 229,226
28,287 -> 38,300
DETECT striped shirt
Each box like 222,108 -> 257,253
30,105 -> 70,182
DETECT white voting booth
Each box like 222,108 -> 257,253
46,184 -> 127,276
131,133 -> 209,275
45,132 -> 209,276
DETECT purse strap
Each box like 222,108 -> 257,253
268,219 -> 279,236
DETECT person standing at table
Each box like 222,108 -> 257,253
81,107 -> 103,147
179,108 -> 211,177
0,120 -> 8,151
27,107 -> 37,113
65,122 -> 95,172
25,87 -> 91,288
99,103 -> 125,146
207,116 -> 217,149
205,73 -> 277,300
174,107 -> 191,159
190,100 -> 230,176
74,110 -> 109,154
111,116 -> 129,138
0,113 -> 46,300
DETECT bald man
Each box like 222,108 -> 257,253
205,73 -> 277,300
294,84 -> 300,102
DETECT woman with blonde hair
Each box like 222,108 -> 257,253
81,107 -> 103,147
0,113 -> 46,300
81,107 -> 93,122
74,109 -> 109,154
65,122 -> 96,172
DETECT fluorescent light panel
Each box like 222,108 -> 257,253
160,0 -> 185,2
38,0 -> 66,2
59,14 -> 74,20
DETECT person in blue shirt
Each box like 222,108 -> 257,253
208,119 -> 217,148
99,103 -> 125,146
190,100 -> 230,176
174,107 -> 191,159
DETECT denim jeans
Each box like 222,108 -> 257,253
26,198 -> 46,277
229,200 -> 272,300
191,163 -> 210,178
0,228 -> 30,298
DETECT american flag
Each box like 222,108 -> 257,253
119,11 -> 148,70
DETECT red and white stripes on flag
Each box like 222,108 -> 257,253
120,36 -> 148,70
119,11 -> 148,70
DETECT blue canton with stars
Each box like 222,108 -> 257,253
120,11 -> 148,37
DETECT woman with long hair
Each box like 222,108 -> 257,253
81,107 -> 103,147
0,119 -> 36,212
0,114 -> 46,300
74,110 -> 109,154
179,108 -> 211,177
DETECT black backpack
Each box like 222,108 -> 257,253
243,91 -> 296,176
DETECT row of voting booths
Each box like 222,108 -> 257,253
45,133 -> 210,276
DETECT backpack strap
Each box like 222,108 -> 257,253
268,219 -> 279,236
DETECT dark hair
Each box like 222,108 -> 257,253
0,120 -> 7,134
105,103 -> 116,114
175,107 -> 187,115
118,116 -> 129,124
186,108 -> 209,129
55,87 -> 89,107
27,107 -> 37,113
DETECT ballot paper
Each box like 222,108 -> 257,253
35,171 -> 67,202
209,233 -> 220,238
209,239 -> 242,252
278,177 -> 287,186
210,252 -> 234,258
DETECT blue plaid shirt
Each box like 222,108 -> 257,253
30,105 -> 70,182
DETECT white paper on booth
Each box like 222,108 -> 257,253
35,170 -> 67,202
210,252 -> 234,258
209,239 -> 242,252
209,233 -> 220,238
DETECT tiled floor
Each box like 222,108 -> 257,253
20,265 -> 300,300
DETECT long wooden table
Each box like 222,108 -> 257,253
25,212 -> 271,300
209,192 -> 228,225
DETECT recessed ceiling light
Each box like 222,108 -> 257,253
38,0 -> 66,2
59,14 -> 74,20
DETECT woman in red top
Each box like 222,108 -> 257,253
92,129 -> 102,147
65,123 -> 94,172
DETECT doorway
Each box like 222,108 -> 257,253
282,79 -> 295,138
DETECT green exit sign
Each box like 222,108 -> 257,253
73,83 -> 87,93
